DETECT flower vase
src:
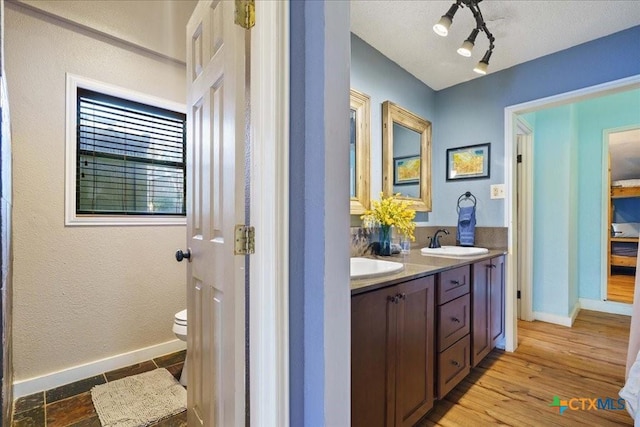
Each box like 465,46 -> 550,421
378,225 -> 392,256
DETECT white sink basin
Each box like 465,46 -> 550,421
420,246 -> 489,258
350,257 -> 404,279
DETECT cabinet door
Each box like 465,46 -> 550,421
352,285 -> 398,427
471,261 -> 490,367
490,256 -> 506,348
394,276 -> 435,427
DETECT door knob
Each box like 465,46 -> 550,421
176,249 -> 192,262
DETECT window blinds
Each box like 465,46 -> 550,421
76,88 -> 186,215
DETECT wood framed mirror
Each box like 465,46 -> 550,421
382,101 -> 432,211
350,89 -> 371,214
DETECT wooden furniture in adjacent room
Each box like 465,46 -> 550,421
608,183 -> 640,303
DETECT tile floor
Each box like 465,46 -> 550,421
12,350 -> 187,427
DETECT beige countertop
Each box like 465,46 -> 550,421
350,248 -> 507,295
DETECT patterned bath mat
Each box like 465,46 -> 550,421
91,368 -> 186,427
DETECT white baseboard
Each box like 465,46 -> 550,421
579,298 -> 632,316
13,339 -> 186,398
533,310 -> 575,327
569,301 -> 581,325
533,302 -> 581,327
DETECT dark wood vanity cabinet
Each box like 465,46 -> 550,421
471,255 -> 506,366
351,275 -> 435,427
352,254 -> 506,425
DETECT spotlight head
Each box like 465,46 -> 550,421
433,3 -> 459,37
473,49 -> 492,75
433,16 -> 452,36
457,28 -> 479,57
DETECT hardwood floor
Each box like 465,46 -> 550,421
608,273 -> 635,304
417,310 -> 633,426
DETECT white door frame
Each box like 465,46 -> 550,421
249,1 -> 290,426
601,124 -> 640,301
515,120 -> 533,323
504,74 -> 640,352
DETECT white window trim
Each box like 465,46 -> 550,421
65,73 -> 187,226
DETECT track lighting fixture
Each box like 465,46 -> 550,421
433,0 -> 496,74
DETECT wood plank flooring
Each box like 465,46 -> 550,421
608,273 -> 635,304
417,310 -> 633,426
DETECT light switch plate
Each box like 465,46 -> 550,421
490,184 -> 505,199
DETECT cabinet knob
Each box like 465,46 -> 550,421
451,317 -> 460,323
387,293 -> 406,304
450,360 -> 461,367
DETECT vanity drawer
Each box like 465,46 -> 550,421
438,265 -> 470,305
437,334 -> 471,399
438,294 -> 470,351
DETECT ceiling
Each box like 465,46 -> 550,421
350,1 -> 640,91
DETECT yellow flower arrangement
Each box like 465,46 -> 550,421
361,193 -> 416,241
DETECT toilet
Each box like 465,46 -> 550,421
173,309 -> 188,386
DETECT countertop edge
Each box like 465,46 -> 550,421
350,249 -> 507,295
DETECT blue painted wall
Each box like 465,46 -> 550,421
614,199 -> 640,223
351,33 -> 436,222
527,90 -> 640,314
576,90 -> 640,300
291,1 -> 351,425
530,105 -> 574,315
434,26 -> 640,227
353,26 -> 640,318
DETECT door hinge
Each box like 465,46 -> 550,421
234,0 -> 255,29
517,154 -> 522,163
517,290 -> 521,299
234,224 -> 255,255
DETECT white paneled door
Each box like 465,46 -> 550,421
185,1 -> 247,425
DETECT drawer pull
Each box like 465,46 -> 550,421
451,317 -> 460,323
486,264 -> 496,269
450,278 -> 466,286
399,293 -> 406,300
450,360 -> 461,367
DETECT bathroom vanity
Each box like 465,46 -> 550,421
351,250 -> 505,427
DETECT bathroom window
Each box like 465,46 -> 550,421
66,75 -> 187,225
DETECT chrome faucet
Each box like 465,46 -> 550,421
428,229 -> 450,249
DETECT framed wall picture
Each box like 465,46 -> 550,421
393,155 -> 421,185
446,143 -> 490,181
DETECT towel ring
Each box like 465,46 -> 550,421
457,191 -> 476,213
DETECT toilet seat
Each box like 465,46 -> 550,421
174,309 -> 187,326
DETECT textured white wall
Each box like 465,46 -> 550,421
17,0 -> 198,63
6,2 -> 190,381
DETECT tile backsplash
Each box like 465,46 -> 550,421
350,226 -> 507,256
